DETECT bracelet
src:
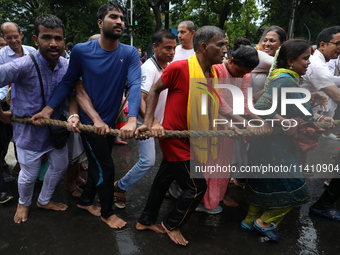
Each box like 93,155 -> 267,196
67,114 -> 79,122
319,116 -> 326,122
316,115 -> 324,122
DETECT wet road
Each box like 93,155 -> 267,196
1,135 -> 340,255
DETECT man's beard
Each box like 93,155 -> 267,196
102,29 -> 122,40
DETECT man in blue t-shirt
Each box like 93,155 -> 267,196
32,2 -> 141,229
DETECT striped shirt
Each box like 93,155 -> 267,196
0,51 -> 68,151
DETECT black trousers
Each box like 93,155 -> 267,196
0,102 -> 13,162
138,158 -> 207,230
78,133 -> 115,218
0,173 -> 8,192
313,178 -> 340,209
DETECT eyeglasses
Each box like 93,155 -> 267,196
328,41 -> 340,47
3,35 -> 20,40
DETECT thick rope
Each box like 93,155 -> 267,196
10,115 -> 338,138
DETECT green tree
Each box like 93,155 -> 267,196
259,0 -> 340,43
225,0 -> 260,45
0,0 -> 265,52
127,0 -> 168,32
125,0 -> 155,50
170,0 -> 260,44
147,0 -> 167,31
0,0 -> 107,46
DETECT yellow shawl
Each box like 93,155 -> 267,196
187,54 -> 220,163
264,68 -> 300,90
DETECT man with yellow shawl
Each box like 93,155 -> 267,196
135,26 -> 229,246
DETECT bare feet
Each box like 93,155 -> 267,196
77,204 -> 101,216
65,185 -> 83,198
80,163 -> 88,171
161,221 -> 189,246
76,177 -> 87,187
14,204 -> 29,224
36,201 -> 68,211
135,222 -> 166,233
230,178 -> 245,189
222,194 -> 239,207
101,214 -> 127,229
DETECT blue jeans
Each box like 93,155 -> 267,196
118,138 -> 155,191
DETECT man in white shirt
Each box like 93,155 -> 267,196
0,22 -> 36,176
0,22 -> 37,101
114,29 -> 176,215
0,22 -> 36,63
327,55 -> 340,120
301,26 -> 340,140
327,55 -> 340,77
172,21 -> 195,62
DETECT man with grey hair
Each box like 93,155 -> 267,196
173,20 -> 195,61
0,22 -> 36,97
0,22 -> 36,177
135,26 -> 228,246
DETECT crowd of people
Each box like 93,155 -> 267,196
0,0 -> 340,247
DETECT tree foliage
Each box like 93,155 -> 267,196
0,0 -> 107,45
171,0 -> 260,45
1,0 -> 337,52
260,0 -> 340,43
0,0 -> 158,50
125,0 -> 155,51
225,0 -> 260,45
171,0 -> 235,29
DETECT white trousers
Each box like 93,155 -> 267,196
16,146 -> 68,206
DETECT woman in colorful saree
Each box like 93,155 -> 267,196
242,39 -> 333,242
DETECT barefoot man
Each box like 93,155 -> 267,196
135,26 -> 228,245
33,2 -> 141,229
0,14 -> 69,223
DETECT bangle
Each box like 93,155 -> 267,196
67,114 -> 79,122
319,116 -> 326,122
316,115 -> 324,122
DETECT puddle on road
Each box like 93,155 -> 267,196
298,205 -> 319,255
114,229 -> 140,255
205,214 -> 222,227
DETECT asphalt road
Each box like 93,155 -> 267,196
0,135 -> 340,255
